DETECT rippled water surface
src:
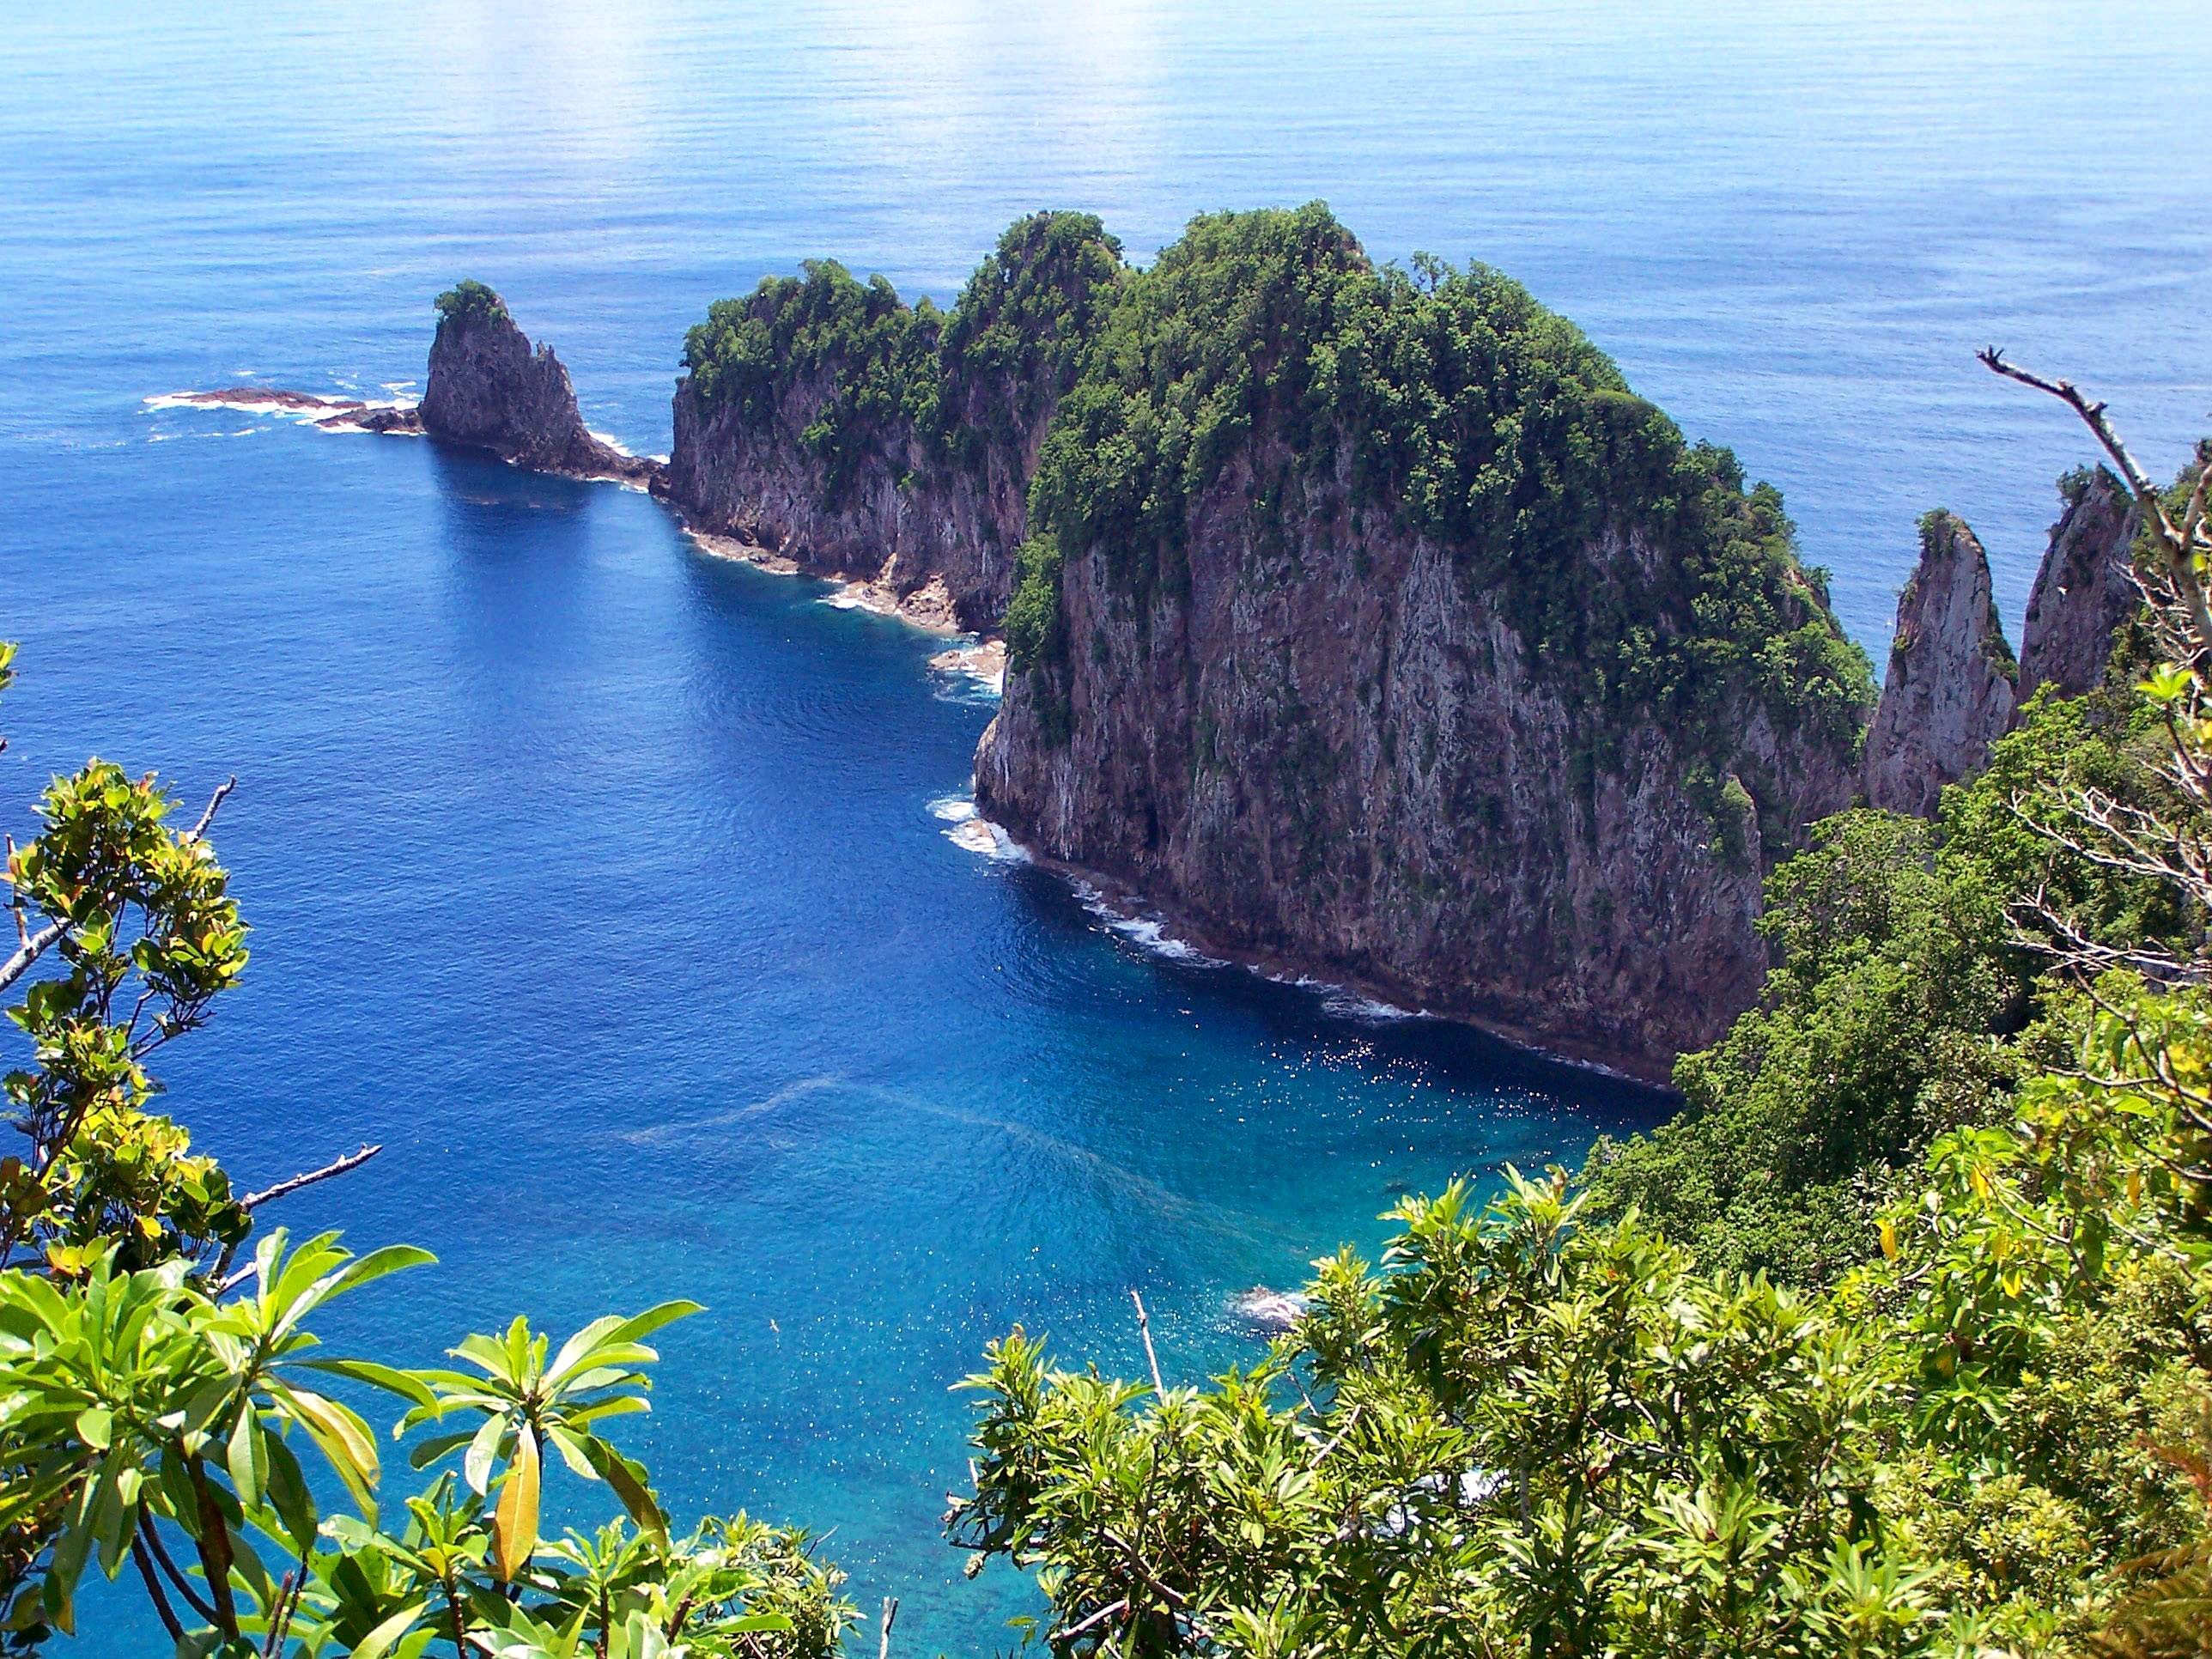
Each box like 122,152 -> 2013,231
3,3 -> 2209,1650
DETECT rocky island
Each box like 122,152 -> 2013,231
416,281 -> 658,484
169,212 -> 2148,1084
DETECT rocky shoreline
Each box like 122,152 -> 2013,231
152,386 -> 427,434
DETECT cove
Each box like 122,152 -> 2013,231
8,423 -> 1660,1651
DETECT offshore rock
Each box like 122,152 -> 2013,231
419,283 -> 656,484
1863,511 -> 2017,817
2017,466 -> 2138,703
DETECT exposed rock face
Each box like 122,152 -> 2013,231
1863,512 -> 2018,817
665,207 -> 1879,1080
2018,467 -> 2137,703
975,455 -> 1863,1085
660,214 -> 1125,631
419,286 -> 655,484
663,368 -> 1029,630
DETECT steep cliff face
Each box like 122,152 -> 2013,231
1863,512 -> 2017,817
974,207 -> 1873,1082
662,215 -> 1125,629
419,282 -> 655,483
2017,467 -> 2137,702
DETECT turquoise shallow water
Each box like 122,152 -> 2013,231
2,3 -> 2209,1650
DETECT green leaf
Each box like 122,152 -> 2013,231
580,1437 -> 666,1539
295,1356 -> 436,1410
492,1429 -> 540,1582
275,1385 -> 380,1521
463,1413 -> 507,1495
350,1598 -> 428,1659
225,1405 -> 264,1511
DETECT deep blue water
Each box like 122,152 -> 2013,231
3,3 -> 2208,1652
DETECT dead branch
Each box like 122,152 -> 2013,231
1979,348 -> 2212,663
240,1143 -> 382,1212
188,775 -> 237,842
1130,1290 -> 1165,1397
878,1595 -> 897,1659
0,920 -> 65,995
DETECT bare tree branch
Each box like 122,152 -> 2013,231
1055,1597 -> 1128,1643
1131,1290 -> 1165,1397
0,919 -> 64,995
188,775 -> 237,842
239,1143 -> 381,1212
877,1595 -> 897,1659
1979,348 -> 2212,665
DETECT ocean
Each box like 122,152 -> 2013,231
2,3 -> 2207,1650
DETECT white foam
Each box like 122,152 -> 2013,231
1232,1288 -> 1308,1331
933,797 -> 1028,862
145,392 -> 339,422
1321,988 -> 1425,1023
1070,881 -> 1228,968
1263,970 -> 1426,1024
928,640 -> 1006,698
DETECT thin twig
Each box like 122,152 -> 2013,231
1308,1402 -> 1363,1469
188,776 -> 237,842
1130,1291 -> 1165,1397
878,1595 -> 897,1659
240,1143 -> 381,1211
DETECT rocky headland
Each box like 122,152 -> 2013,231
162,216 -> 2149,1084
959,207 -> 1879,1081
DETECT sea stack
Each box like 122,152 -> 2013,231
419,281 -> 656,484
2017,467 -> 2138,703
1863,511 -> 2018,817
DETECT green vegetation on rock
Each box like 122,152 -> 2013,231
679,211 -> 1127,507
434,278 -> 509,328
1012,203 -> 1874,757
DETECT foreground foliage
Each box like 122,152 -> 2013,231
0,670 -> 850,1656
945,416 -> 2212,1654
